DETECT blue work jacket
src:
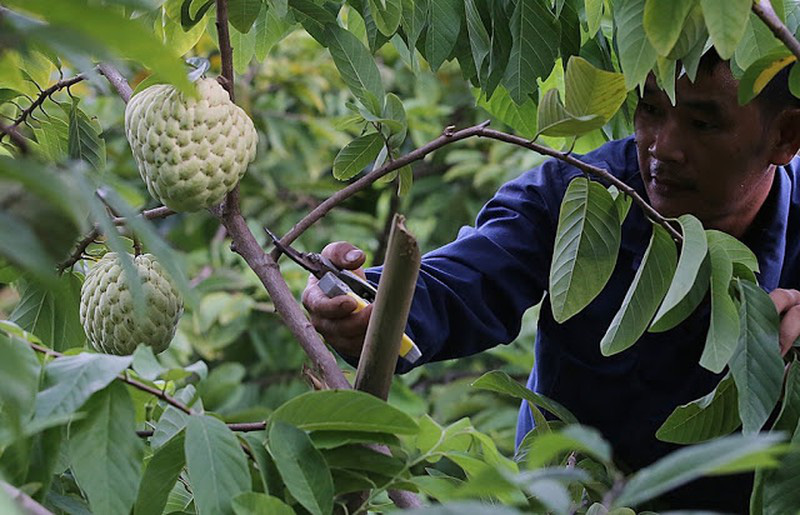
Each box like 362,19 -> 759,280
366,136 -> 800,510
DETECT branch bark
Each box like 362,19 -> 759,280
0,73 -> 87,145
753,0 -> 800,62
1,481 -> 54,515
355,215 -> 420,400
274,121 -> 682,252
215,0 -> 235,100
97,63 -> 133,104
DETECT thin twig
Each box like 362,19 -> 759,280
273,121 -> 682,255
29,342 -> 194,415
0,73 -> 87,144
753,0 -> 800,62
58,205 -> 176,272
215,0 -> 235,100
136,421 -> 266,438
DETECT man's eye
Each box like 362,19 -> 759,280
639,102 -> 660,116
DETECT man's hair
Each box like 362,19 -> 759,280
698,49 -> 800,117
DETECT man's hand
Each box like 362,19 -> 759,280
302,241 -> 372,358
769,288 -> 800,356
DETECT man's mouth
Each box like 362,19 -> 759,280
647,164 -> 696,194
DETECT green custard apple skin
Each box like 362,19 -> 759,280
124,78 -> 257,212
80,252 -> 183,355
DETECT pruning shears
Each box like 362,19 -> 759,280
265,228 -> 422,363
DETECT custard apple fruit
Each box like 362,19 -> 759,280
124,78 -> 257,212
80,252 -> 183,355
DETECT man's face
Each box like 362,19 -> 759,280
634,63 -> 777,234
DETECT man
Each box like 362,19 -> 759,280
303,52 -> 800,510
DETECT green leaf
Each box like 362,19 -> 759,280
600,224 -> 677,356
537,89 -> 602,137
5,0 -> 193,95
9,273 -> 85,352
134,431 -> 186,515
729,279 -> 785,435
333,133 -> 385,180
615,0 -> 659,89
254,4 -> 293,61
368,0 -> 402,36
231,24 -> 257,74
475,86 -> 538,139
652,215 -> 707,325
699,234 -> 741,372
464,0 -> 491,79
565,56 -> 628,121
549,177 -> 621,323
310,430 -> 401,449
761,424 -> 800,514
68,382 -> 144,515
585,0 -> 604,37
322,444 -> 405,476
228,0 -> 263,33
0,214 -> 58,285
523,425 -> 612,469
0,332 -> 40,433
613,433 -> 784,508
643,0 -> 695,56
325,25 -> 385,116
242,433 -> 283,496
34,353 -> 133,421
424,0 -> 462,71
271,389 -> 418,434
185,415 -> 251,515
33,114 -> 69,163
268,421 -> 334,515
656,374 -> 740,444
774,360 -> 800,433
503,0 -> 560,105
232,492 -> 294,515
471,371 -> 577,424
701,0 -> 752,59
648,255 -> 709,332
181,0 -> 216,31
734,12 -> 784,71
738,50 -> 796,105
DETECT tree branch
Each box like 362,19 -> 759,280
28,343 -> 194,415
58,204 -> 176,272
136,421 -> 266,438
273,121 -> 682,254
753,0 -> 800,62
97,63 -> 133,104
1,481 -> 54,515
215,0 -> 235,100
0,73 -> 87,145
0,121 -> 29,154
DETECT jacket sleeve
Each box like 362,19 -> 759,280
366,160 -> 571,373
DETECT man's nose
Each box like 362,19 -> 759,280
648,118 -> 686,164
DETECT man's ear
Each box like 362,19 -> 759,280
769,107 -> 800,166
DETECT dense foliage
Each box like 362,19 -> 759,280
1,0 -> 800,513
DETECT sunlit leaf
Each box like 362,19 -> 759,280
615,0 -> 658,89
471,370 -> 577,424
700,0 -> 752,59
643,0 -> 695,56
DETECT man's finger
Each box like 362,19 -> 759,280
770,288 -> 800,315
779,304 -> 800,356
302,284 -> 358,318
322,241 -> 366,272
